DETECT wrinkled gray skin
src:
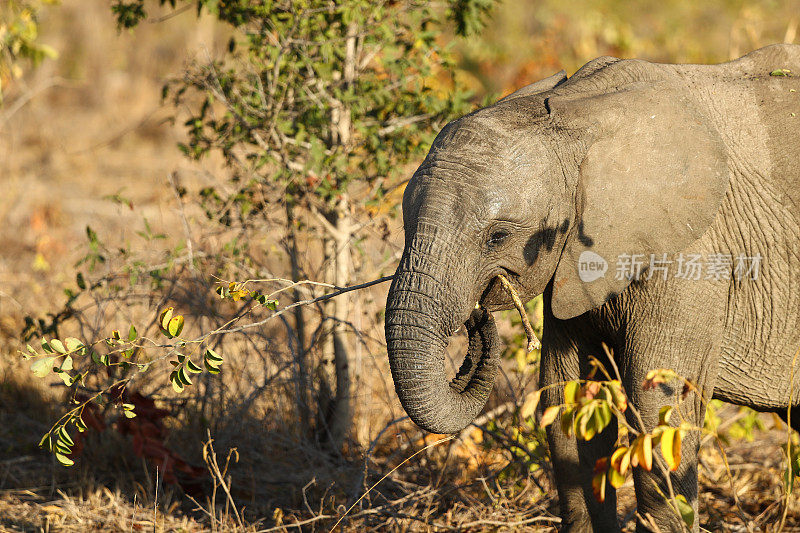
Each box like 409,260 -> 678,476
384,44 -> 800,532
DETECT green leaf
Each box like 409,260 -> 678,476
91,350 -> 110,366
674,494 -> 695,527
64,338 -> 83,352
205,360 -> 221,374
58,427 -> 74,447
178,366 -> 192,386
128,325 -> 137,341
76,272 -> 86,290
205,348 -> 223,363
171,372 -> 185,393
39,433 -> 52,450
186,359 -> 203,373
50,339 -> 67,354
31,357 -> 56,378
55,453 -> 74,467
26,344 -> 37,355
41,338 -> 53,354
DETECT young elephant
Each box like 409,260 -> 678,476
384,44 -> 800,532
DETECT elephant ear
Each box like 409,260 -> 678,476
549,83 -> 730,320
497,70 -> 567,103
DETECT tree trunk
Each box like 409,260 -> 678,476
329,196 -> 353,448
318,22 -> 358,450
286,201 -> 309,431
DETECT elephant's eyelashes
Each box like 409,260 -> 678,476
487,230 -> 510,249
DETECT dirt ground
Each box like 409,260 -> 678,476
3,1 -> 800,531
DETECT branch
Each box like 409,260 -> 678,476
213,275 -> 394,335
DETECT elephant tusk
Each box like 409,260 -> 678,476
497,274 -> 541,352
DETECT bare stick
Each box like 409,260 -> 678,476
496,275 -> 540,351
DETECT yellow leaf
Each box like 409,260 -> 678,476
608,465 -> 626,488
564,381 -> 580,404
515,349 -> 526,372
592,473 -> 606,501
659,405 -> 673,426
540,406 -> 560,428
607,380 -> 628,412
33,252 -> 50,271
560,406 -> 574,436
159,307 -> 174,331
610,446 -> 628,473
620,447 -> 632,476
661,427 -> 681,471
168,315 -> 184,337
637,434 -> 653,471
520,390 -> 541,420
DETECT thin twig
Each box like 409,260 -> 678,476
496,275 -> 540,351
168,172 -> 195,269
214,276 -> 393,335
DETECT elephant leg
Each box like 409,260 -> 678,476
624,375 -> 707,533
617,280 -> 725,533
542,318 -> 620,532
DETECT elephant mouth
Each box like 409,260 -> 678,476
478,271 -> 533,308
449,275 -> 539,380
449,306 -> 501,395
477,275 -> 540,352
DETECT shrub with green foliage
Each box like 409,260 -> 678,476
23,0 -> 501,469
0,0 -> 59,100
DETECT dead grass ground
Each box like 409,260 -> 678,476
3,1 -> 800,532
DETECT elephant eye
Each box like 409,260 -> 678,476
487,229 -> 510,248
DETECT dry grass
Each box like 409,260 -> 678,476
3,1 -> 800,531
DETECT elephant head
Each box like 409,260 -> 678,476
385,70 -> 729,434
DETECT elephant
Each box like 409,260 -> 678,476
384,44 -> 800,532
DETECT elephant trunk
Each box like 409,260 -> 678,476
385,260 -> 501,434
